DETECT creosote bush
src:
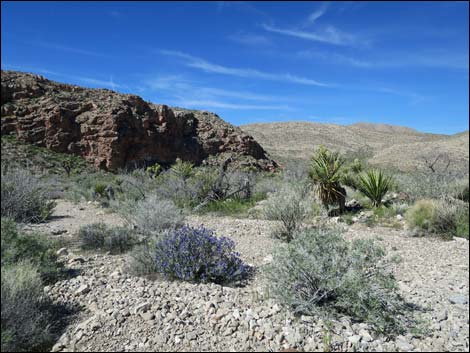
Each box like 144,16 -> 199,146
265,227 -> 409,335
78,223 -> 137,254
1,167 -> 55,223
263,183 -> 311,241
153,225 -> 251,285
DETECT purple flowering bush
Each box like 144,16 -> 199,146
154,226 -> 251,285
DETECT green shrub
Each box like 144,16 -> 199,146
146,162 -> 162,178
358,169 -> 394,207
1,261 -> 54,352
456,208 -> 469,239
265,227 -> 408,335
78,223 -> 137,253
1,168 -> 56,223
263,183 -> 311,242
433,199 -> 469,239
454,183 -> 469,203
1,218 -> 62,283
309,146 -> 346,212
405,198 -> 468,238
93,182 -> 107,198
199,196 -> 259,216
170,158 -> 194,181
405,199 -> 436,232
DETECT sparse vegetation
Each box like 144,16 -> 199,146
1,167 -> 56,223
265,227 -> 409,335
1,261 -> 54,352
405,198 -> 469,238
1,217 -> 67,352
263,183 -> 311,241
1,218 -> 63,283
78,223 -> 137,254
121,195 -> 184,237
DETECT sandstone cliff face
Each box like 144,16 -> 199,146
1,71 -> 278,171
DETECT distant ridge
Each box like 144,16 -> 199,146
241,121 -> 469,173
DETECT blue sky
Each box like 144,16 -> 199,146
2,1 -> 469,134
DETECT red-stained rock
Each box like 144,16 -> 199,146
1,71 -> 278,171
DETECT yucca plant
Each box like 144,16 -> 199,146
309,146 -> 346,213
170,158 -> 194,181
358,169 -> 394,207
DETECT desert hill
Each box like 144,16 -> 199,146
241,121 -> 469,173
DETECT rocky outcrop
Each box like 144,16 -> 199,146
1,71 -> 278,171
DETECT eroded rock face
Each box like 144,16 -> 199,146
1,71 -> 278,171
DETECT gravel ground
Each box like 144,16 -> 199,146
27,201 -> 469,352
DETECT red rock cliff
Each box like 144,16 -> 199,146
1,71 -> 278,171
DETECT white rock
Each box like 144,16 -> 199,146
56,247 -> 69,256
348,335 -> 361,344
74,284 -> 90,295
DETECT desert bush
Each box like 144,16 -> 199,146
122,195 -> 184,236
455,208 -> 469,239
394,171 -> 467,201
1,218 -> 62,283
126,239 -> 159,276
265,227 -> 408,335
253,173 -> 283,195
405,198 -> 468,238
454,183 -> 469,203
405,199 -> 436,232
1,261 -> 54,352
433,199 -> 469,239
309,146 -> 346,213
263,183 -> 311,241
1,167 -> 55,223
153,225 -> 250,285
78,223 -> 137,254
156,170 -> 201,208
200,193 -> 265,216
358,169 -> 394,207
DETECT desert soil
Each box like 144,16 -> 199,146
26,200 -> 469,352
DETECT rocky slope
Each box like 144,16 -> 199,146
241,121 -> 469,173
25,200 -> 469,352
1,71 -> 278,171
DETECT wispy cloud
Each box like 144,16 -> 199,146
262,2 -> 367,47
305,2 -> 328,25
172,99 -> 290,111
24,40 -> 108,58
144,74 -> 293,111
159,50 -> 331,87
228,32 -> 272,46
145,75 -> 287,102
262,23 -> 360,46
296,49 -> 469,70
